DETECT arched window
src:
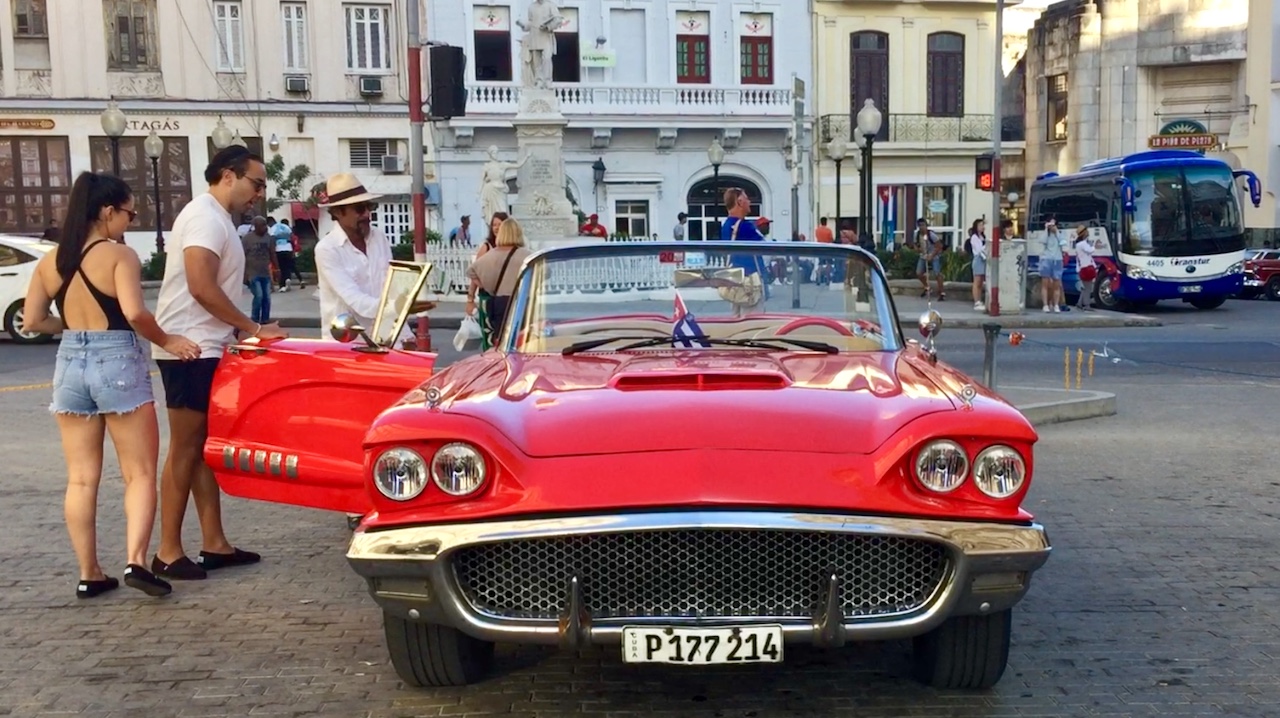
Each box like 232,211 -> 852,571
927,32 -> 965,117
850,31 -> 889,141
685,176 -> 763,241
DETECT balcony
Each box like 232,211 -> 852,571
818,113 -> 1026,145
465,82 -> 794,118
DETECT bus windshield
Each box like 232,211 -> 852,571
1126,165 -> 1245,257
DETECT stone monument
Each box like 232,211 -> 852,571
509,0 -> 585,245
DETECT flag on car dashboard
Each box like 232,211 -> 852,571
672,292 -> 711,348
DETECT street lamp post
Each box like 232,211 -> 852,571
144,130 -> 165,253
100,100 -> 127,176
855,99 -> 883,249
707,137 -> 726,240
852,127 -> 866,240
591,157 -> 606,213
211,117 -> 233,150
826,136 -> 847,231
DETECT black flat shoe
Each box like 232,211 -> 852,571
198,547 -> 261,571
77,576 -> 119,599
151,555 -> 207,581
124,564 -> 172,597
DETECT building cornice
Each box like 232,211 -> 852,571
0,98 -> 410,119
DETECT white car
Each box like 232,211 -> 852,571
0,234 -> 57,344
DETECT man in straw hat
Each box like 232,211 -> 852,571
314,173 -> 432,347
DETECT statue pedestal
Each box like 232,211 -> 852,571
511,88 -> 580,242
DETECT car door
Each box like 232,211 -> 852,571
204,338 -> 436,514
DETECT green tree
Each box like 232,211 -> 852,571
264,154 -> 314,213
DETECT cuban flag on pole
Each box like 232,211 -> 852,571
672,292 -> 711,348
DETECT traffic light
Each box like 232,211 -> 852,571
974,154 -> 994,191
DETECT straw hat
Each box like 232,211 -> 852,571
317,172 -> 383,208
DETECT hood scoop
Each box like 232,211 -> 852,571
609,371 -> 792,391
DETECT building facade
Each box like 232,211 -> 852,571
1241,0 -> 1278,240
1023,0 -> 1251,223
811,0 -> 1021,249
428,0 -> 810,241
0,0 -> 438,258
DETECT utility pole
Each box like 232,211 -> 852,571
791,74 -> 805,309
407,0 -> 430,348
988,0 -> 1005,316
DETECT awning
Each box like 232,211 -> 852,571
290,202 -> 320,222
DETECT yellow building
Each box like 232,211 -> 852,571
811,0 -> 1021,248
1242,0 -> 1276,240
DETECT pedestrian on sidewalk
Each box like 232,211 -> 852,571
467,217 -> 532,349
270,218 -> 304,291
914,218 -> 945,300
242,216 -> 278,324
969,219 -> 987,311
1040,218 -> 1067,313
151,146 -> 288,582
21,171 -> 200,599
1074,224 -> 1099,310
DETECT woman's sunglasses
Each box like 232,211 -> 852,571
117,207 -> 138,221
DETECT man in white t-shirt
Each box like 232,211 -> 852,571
151,146 -> 288,582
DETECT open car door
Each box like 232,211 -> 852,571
204,262 -> 439,514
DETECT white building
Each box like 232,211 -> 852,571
428,0 -> 811,241
0,0 -> 437,258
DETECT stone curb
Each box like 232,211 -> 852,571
1006,386 -> 1118,427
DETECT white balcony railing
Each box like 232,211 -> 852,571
466,82 -> 793,117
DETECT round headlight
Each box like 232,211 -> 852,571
914,440 -> 969,493
373,448 -> 428,501
431,443 -> 487,496
973,445 -> 1027,498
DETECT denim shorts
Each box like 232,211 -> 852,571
1039,256 -> 1064,281
917,255 -> 942,275
972,254 -> 987,276
51,331 -> 154,416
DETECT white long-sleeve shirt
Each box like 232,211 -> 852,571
314,224 -> 398,341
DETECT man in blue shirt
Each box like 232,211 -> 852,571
718,187 -> 769,312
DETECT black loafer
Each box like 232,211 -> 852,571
77,576 -> 119,599
151,555 -> 207,581
124,564 -> 172,597
198,547 -> 261,571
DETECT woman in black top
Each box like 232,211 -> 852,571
22,172 -> 199,599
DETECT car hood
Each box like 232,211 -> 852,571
422,351 -> 958,457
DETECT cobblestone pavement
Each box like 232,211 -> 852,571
1,347 -> 1278,716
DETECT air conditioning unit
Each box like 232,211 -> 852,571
381,155 -> 404,174
284,75 -> 309,94
359,76 -> 384,96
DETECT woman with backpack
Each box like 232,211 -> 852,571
968,219 -> 987,311
465,217 -> 530,349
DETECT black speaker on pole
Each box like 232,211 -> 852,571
428,45 -> 467,119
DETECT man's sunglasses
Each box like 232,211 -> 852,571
344,202 -> 378,215
246,176 -> 267,192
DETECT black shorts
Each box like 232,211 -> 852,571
156,358 -> 221,413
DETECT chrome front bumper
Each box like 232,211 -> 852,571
346,511 -> 1050,647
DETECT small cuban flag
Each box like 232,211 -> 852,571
672,292 -> 711,348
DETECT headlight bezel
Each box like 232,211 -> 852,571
972,445 -> 1028,499
430,442 -> 489,497
913,439 -> 970,494
372,447 -> 429,501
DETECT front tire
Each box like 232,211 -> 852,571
1266,278 -> 1280,301
912,609 -> 1012,690
1188,295 -> 1227,310
4,301 -> 54,344
1091,271 -> 1129,311
383,612 -> 494,687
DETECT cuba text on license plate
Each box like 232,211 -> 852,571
622,625 -> 783,665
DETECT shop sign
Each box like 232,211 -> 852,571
1148,119 -> 1217,153
0,118 -> 55,130
126,119 -> 182,132
581,49 -> 616,67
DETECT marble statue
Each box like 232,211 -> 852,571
516,0 -> 563,89
479,145 -> 528,222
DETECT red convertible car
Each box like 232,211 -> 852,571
205,242 -> 1051,690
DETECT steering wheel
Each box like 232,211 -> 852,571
774,317 -> 856,337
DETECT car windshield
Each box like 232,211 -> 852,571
499,242 -> 902,355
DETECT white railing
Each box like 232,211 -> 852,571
465,83 -> 792,116
423,245 -> 731,298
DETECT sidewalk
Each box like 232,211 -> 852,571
141,280 -> 1161,330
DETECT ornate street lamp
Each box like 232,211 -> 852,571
211,116 -> 233,150
591,157 -> 606,212
826,136 -> 847,231
707,137 -> 726,240
99,100 -> 127,176
855,99 -> 883,248
852,127 -> 866,241
230,129 -> 248,148
144,130 -> 165,253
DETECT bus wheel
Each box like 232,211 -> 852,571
1188,295 -> 1226,310
1266,278 -> 1280,301
1092,272 -> 1128,311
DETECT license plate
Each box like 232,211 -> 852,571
1179,285 -> 1203,294
621,625 -> 783,665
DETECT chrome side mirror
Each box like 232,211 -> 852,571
918,309 -> 942,359
330,313 -> 364,343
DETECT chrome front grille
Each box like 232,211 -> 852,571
451,529 -> 950,621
